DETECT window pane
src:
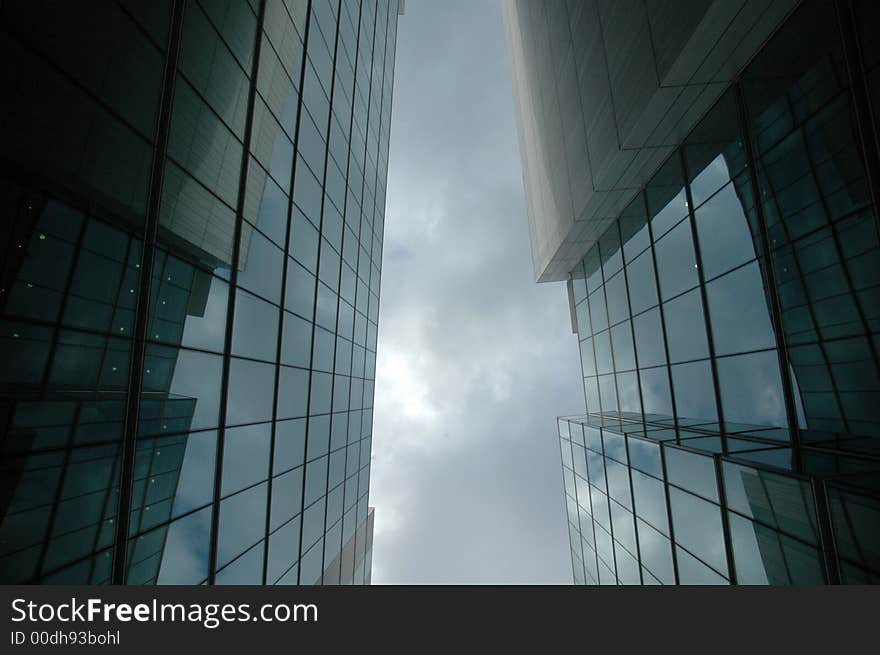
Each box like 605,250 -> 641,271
728,512 -> 825,584
232,289 -> 279,362
633,307 -> 665,368
670,487 -> 728,576
605,272 -> 629,327
654,219 -> 698,301
626,249 -> 658,315
695,179 -> 758,280
663,288 -> 708,363
717,350 -> 788,429
155,507 -> 212,584
140,348 -> 223,435
637,518 -> 675,584
217,482 -> 268,569
676,545 -> 728,584
226,358 -> 274,425
610,321 -> 635,371
640,366 -> 673,417
664,445 -> 719,502
632,469 -> 669,534
221,422 -> 271,497
706,262 -> 776,356
671,360 -> 717,424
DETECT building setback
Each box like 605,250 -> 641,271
505,0 -> 880,584
0,0 -> 398,585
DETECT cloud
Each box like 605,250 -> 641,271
369,0 -> 583,583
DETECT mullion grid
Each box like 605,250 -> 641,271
307,0 -> 351,585
320,1 -> 365,583
560,0 -> 880,588
592,233 -> 628,583
295,0 -> 354,585
112,0 -> 189,585
298,3 -> 368,584
292,0 -> 342,585
835,0 -> 880,237
345,0 -> 379,585
316,0 -> 370,585
262,0 -> 314,586
207,0 -> 268,585
0,0 -> 396,586
350,0 -> 393,585
561,423 -> 589,584
339,0 -> 382,584
559,424 -> 587,584
574,423 -> 602,585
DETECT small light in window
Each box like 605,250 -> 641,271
38,233 -> 46,240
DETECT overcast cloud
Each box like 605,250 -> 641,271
370,0 -> 583,584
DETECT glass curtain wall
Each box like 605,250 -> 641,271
564,0 -> 880,585
0,0 -> 398,585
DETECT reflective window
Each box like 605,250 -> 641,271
663,289 -> 708,363
637,518 -> 675,584
670,487 -> 728,576
217,483 -> 268,569
706,262 -> 776,356
717,351 -> 788,429
639,366 -> 673,416
632,308 -> 665,368
588,290 -> 608,333
628,437 -> 662,478
671,360 -> 717,423
222,423 -> 271,496
676,545 -> 728,585
632,469 -> 669,535
695,180 -> 758,280
626,249 -> 658,315
232,289 -> 279,362
664,445 -> 719,502
605,273 -> 629,327
610,321 -> 636,371
728,512 -> 824,584
654,219 -> 698,301
154,507 -> 212,584
226,358 -> 274,426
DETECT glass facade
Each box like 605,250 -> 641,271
0,0 -> 398,584
556,0 -> 880,584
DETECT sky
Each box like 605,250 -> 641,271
369,0 -> 584,584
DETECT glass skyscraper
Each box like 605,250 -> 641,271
0,0 -> 398,585
506,0 -> 880,584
